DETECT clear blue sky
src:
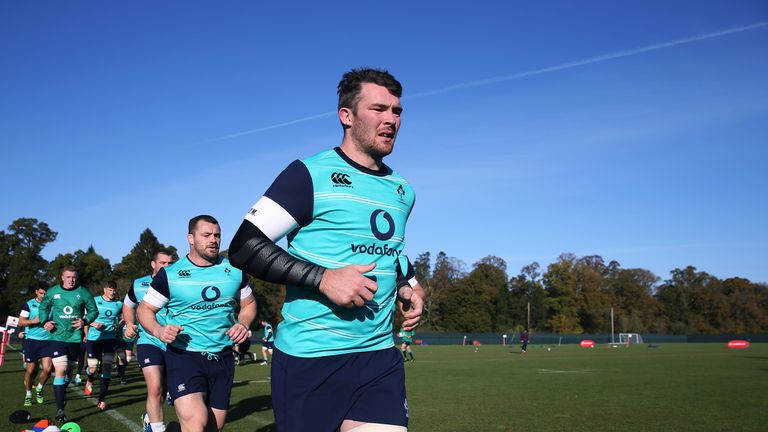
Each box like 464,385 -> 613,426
2,1 -> 767,283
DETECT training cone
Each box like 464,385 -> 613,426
60,422 -> 81,432
41,426 -> 62,432
31,418 -> 50,431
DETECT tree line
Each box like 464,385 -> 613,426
2,218 -> 766,334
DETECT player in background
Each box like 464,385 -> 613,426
520,329 -> 529,354
18,283 -> 52,407
39,266 -> 98,424
123,248 -> 174,432
259,321 -> 274,365
138,215 -> 256,432
400,328 -> 415,362
83,280 -> 123,410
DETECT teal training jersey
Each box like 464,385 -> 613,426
400,329 -> 414,344
20,298 -> 49,341
39,285 -> 98,343
86,296 -> 123,341
263,323 -> 274,342
252,148 -> 415,357
146,256 -> 249,353
125,274 -> 168,350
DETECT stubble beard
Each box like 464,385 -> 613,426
351,124 -> 394,162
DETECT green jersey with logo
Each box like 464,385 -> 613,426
20,298 -> 49,341
39,285 -> 98,343
248,148 -> 415,357
400,329 -> 414,344
145,256 -> 250,353
86,296 -> 123,341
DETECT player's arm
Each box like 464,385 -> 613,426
38,290 -> 56,331
78,293 -> 99,329
137,268 -> 182,344
228,160 -> 377,308
121,286 -> 139,339
18,303 -> 38,327
227,275 -> 257,344
396,256 -> 424,331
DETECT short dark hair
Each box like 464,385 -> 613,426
104,280 -> 117,289
188,215 -> 219,234
153,248 -> 174,261
61,266 -> 77,275
337,68 -> 402,112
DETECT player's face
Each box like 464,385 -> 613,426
188,221 -> 221,264
103,286 -> 117,300
348,83 -> 402,159
61,270 -> 77,289
150,253 -> 174,277
35,288 -> 47,301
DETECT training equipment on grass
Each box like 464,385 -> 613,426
619,333 -> 644,345
727,340 -> 750,349
9,409 -> 32,423
579,340 -> 595,348
60,422 -> 81,432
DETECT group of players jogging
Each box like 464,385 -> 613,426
15,67 -> 425,432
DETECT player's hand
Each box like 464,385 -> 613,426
155,324 -> 183,344
319,263 -> 378,308
227,323 -> 250,344
398,286 -> 423,331
43,321 -> 56,332
124,324 -> 138,339
71,318 -> 85,329
90,321 -> 104,329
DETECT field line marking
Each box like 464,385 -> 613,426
72,387 -> 143,431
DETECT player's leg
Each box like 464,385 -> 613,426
85,340 -> 100,396
261,345 -> 269,364
138,344 -> 169,432
37,356 -> 53,403
22,345 -> 38,406
97,340 -> 117,408
172,392 -> 210,432
206,350 -> 236,431
400,343 -> 407,361
406,344 -> 414,361
342,347 -> 408,431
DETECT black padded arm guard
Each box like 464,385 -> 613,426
228,220 -> 325,289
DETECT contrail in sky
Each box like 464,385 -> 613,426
203,21 -> 768,143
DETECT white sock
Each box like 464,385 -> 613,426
150,422 -> 166,432
36,384 -> 43,391
26,390 -> 32,397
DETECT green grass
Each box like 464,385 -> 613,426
1,343 -> 766,431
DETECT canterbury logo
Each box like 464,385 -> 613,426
178,270 -> 191,278
331,172 -> 352,186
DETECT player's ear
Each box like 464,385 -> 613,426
187,233 -> 194,246
339,107 -> 353,128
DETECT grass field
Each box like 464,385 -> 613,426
1,342 -> 766,431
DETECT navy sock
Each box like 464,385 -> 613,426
99,377 -> 111,401
53,377 -> 67,411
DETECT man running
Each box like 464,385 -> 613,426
138,215 -> 256,432
123,248 -> 174,432
83,280 -> 123,410
228,68 -> 424,431
39,266 -> 98,424
259,321 -> 273,365
18,283 -> 52,407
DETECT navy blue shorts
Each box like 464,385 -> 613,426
262,341 -> 274,349
272,347 -> 408,431
136,344 -> 166,369
86,339 -> 117,358
48,341 -> 82,361
22,339 -> 49,363
165,345 -> 235,410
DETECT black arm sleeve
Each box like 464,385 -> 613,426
228,220 -> 325,289
395,257 -> 415,289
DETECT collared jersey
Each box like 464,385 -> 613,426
19,298 -> 49,341
245,147 -> 415,357
263,323 -> 274,342
86,296 -> 123,340
144,255 -> 251,353
400,329 -> 414,343
39,285 -> 98,343
125,274 -> 168,349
